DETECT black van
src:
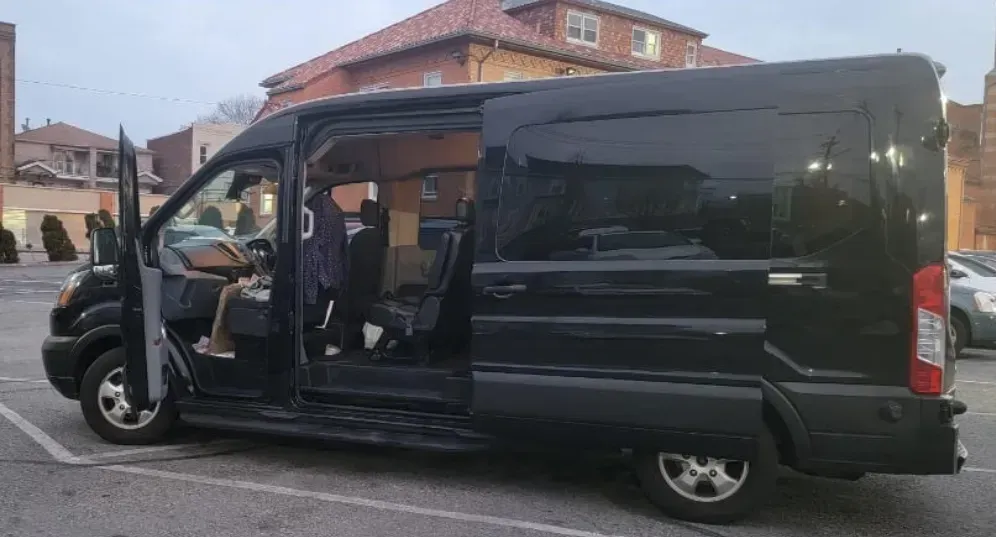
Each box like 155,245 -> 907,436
42,53 -> 967,524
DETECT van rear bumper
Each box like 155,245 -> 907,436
776,382 -> 967,476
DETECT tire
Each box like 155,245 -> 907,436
634,427 -> 779,525
79,347 -> 177,445
951,314 -> 968,357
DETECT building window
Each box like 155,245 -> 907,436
260,193 -> 275,215
685,42 -> 698,67
566,11 -> 598,46
504,70 -> 525,81
199,144 -> 209,164
632,27 -> 661,59
495,110 -> 775,262
423,71 -> 443,87
421,175 -> 438,200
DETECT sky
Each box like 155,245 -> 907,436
6,0 -> 994,145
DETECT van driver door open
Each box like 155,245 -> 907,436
117,128 -> 168,411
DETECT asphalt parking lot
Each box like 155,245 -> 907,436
2,264 -> 996,537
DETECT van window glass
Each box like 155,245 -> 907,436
495,110 -> 774,261
771,112 -> 872,258
160,163 -> 278,247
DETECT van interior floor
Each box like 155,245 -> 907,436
297,350 -> 471,415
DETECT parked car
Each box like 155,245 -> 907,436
43,53 -> 966,525
947,255 -> 996,354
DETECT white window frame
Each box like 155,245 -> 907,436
423,71 -> 443,87
631,26 -> 661,59
685,41 -> 698,68
198,144 -> 209,165
260,192 -> 275,215
504,70 -> 525,81
421,174 -> 439,201
566,10 -> 599,47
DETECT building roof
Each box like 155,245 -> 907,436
700,46 -> 759,67
261,0 -> 755,94
15,122 -> 154,153
501,0 -> 706,37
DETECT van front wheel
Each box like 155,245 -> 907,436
79,347 -> 177,445
634,428 -> 778,524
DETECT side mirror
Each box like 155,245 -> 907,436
91,227 -> 119,266
950,269 -> 968,279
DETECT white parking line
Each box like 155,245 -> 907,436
965,467 -> 996,474
0,376 -> 48,384
0,401 -> 626,537
86,440 -> 249,460
959,379 -> 996,386
0,280 -> 62,285
966,411 -> 996,417
0,300 -> 53,305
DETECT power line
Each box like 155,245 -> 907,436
15,78 -> 218,105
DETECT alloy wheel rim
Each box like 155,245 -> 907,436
657,453 -> 749,503
97,366 -> 160,430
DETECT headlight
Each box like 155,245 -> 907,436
973,291 -> 996,313
56,271 -> 86,307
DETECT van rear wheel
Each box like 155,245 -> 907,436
634,427 -> 778,524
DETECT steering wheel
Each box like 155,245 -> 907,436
244,238 -> 276,277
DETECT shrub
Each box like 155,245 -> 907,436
40,214 -> 78,262
84,212 -> 100,239
149,205 -> 161,216
0,224 -> 18,264
198,205 -> 224,230
97,209 -> 115,229
235,203 -> 258,236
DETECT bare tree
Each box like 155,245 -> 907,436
196,94 -> 265,126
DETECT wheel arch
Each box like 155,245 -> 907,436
760,379 -> 811,468
72,324 -> 194,399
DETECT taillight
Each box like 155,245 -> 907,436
911,263 -> 946,395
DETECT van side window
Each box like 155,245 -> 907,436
771,112 -> 872,258
495,110 -> 774,262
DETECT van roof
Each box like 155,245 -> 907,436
219,53 -> 941,163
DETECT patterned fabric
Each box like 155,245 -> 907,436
303,194 -> 347,304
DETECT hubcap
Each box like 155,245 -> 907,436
97,367 -> 160,430
657,453 -> 749,503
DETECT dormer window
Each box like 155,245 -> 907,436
632,27 -> 661,59
685,42 -> 699,67
566,11 -> 599,46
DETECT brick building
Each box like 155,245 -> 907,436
0,22 -> 14,185
256,0 -> 756,213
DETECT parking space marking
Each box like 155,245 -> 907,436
0,376 -> 48,384
966,411 -> 996,417
0,401 -> 630,537
965,467 -> 996,474
86,440 -> 250,460
0,300 -> 54,306
0,402 -> 79,463
958,379 -> 996,386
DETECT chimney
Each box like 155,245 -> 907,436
20,118 -> 29,132
46,118 -> 50,126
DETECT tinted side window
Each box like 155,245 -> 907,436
771,112 -> 872,258
495,110 -> 774,261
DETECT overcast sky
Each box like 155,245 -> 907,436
6,0 -> 994,144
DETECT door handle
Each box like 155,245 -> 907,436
769,272 -> 827,289
483,284 -> 527,298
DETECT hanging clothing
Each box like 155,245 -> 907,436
302,194 -> 348,305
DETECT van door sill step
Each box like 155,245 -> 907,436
180,412 -> 490,453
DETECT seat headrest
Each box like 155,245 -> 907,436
455,198 -> 475,224
360,199 -> 380,227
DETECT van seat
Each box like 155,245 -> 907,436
367,199 -> 475,362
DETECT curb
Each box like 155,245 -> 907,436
0,260 -> 87,268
